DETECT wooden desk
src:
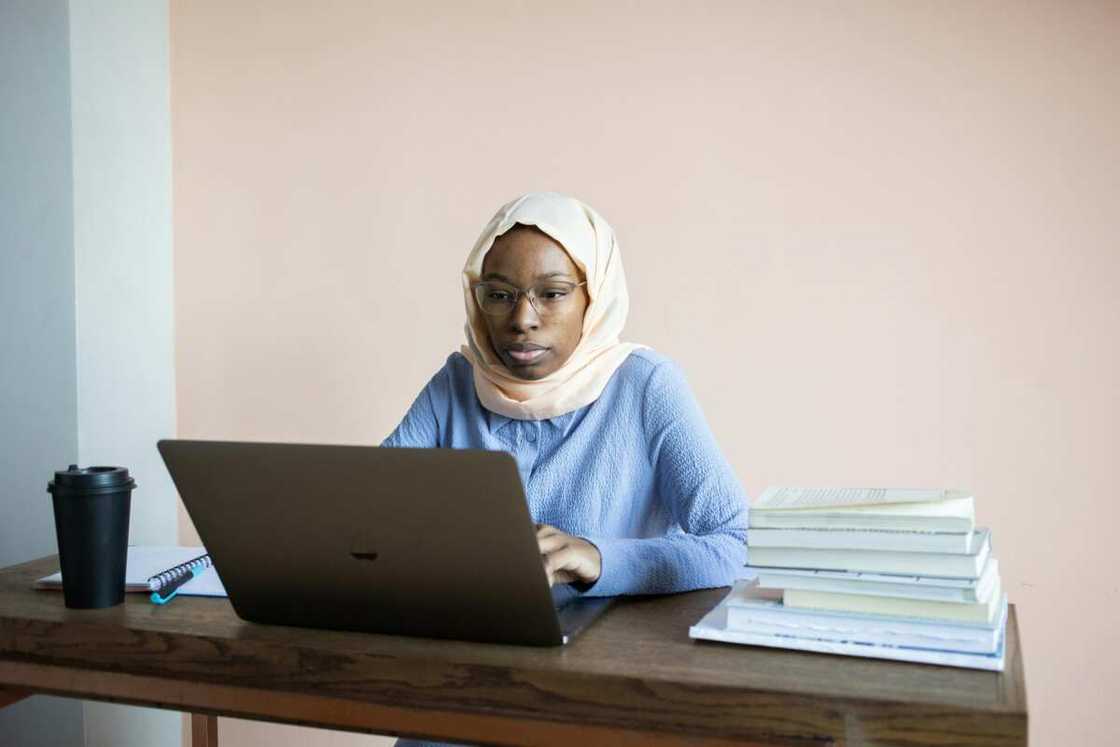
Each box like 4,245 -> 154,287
0,556 -> 1027,746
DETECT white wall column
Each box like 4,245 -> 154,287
69,0 -> 178,744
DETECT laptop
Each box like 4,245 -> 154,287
156,439 -> 613,645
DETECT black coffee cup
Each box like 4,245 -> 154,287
47,465 -> 135,609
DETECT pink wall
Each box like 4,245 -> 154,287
172,1 -> 1119,744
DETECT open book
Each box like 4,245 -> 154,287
750,487 -> 975,532
35,546 -> 227,598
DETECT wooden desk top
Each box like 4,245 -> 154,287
0,556 -> 1027,746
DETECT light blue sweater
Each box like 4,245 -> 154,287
382,348 -> 748,597
385,349 -> 749,747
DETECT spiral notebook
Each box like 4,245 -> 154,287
35,545 -> 227,597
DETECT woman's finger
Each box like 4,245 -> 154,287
537,533 -> 569,555
543,546 -> 591,583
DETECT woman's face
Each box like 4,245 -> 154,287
479,224 -> 589,380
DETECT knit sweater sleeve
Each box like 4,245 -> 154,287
581,359 -> 748,596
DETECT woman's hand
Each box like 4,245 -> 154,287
536,524 -> 601,587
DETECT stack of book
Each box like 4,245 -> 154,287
690,487 -> 1007,671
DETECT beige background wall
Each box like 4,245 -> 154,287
172,1 -> 1118,744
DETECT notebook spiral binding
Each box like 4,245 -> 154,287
147,553 -> 212,593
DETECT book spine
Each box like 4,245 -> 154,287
750,515 -> 975,532
689,623 -> 1006,672
725,618 -> 999,654
757,576 -> 977,602
747,547 -> 984,579
746,528 -> 974,554
725,605 -> 1001,639
783,589 -> 996,625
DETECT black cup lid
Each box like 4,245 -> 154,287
49,465 -> 136,492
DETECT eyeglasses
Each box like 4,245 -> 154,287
471,280 -> 587,317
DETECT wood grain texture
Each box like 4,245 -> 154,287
0,556 -> 1026,746
191,713 -> 218,747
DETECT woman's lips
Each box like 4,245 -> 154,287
506,347 -> 548,364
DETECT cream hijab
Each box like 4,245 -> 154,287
460,192 -> 647,421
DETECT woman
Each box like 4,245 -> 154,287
384,193 -> 747,745
384,190 -> 747,597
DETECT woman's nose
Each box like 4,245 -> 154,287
509,294 -> 541,331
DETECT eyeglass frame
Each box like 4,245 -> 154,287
470,279 -> 588,317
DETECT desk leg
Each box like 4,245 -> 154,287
190,713 -> 218,747
0,687 -> 31,710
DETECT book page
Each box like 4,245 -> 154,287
177,566 -> 227,597
121,546 -> 210,585
754,487 -> 970,511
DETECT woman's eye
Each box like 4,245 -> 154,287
488,292 -> 513,302
541,289 -> 569,301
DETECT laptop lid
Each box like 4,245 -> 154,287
157,439 -> 606,646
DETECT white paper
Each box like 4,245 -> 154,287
755,487 -> 971,511
35,545 -> 228,598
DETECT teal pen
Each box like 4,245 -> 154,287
148,554 -> 212,605
150,566 -> 202,604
